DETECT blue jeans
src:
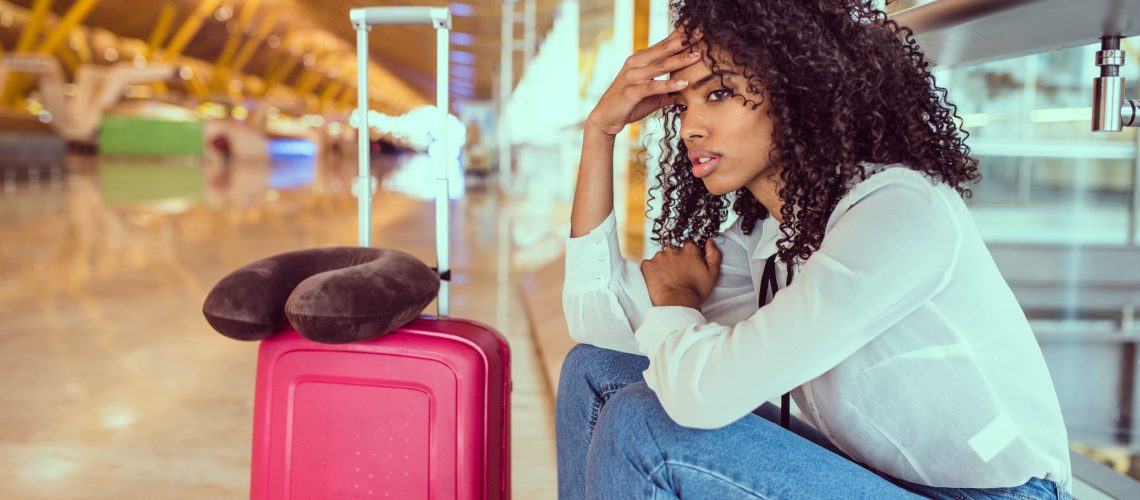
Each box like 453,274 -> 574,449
555,344 -> 1071,500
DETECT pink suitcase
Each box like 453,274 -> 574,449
249,7 -> 511,499
250,318 -> 511,499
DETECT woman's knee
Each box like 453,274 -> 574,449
587,382 -> 669,470
558,344 -> 644,394
558,344 -> 601,395
560,344 -> 607,380
593,382 -> 663,433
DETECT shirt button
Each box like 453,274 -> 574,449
594,239 -> 603,245
596,255 -> 605,262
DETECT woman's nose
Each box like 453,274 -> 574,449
680,118 -> 707,142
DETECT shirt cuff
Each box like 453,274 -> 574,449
564,211 -> 624,293
635,305 -> 709,356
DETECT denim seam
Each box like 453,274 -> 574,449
657,461 -> 771,499
640,394 -> 676,495
584,383 -> 628,447
639,402 -> 770,500
972,490 -> 1039,500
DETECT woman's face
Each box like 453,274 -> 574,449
669,47 -> 778,196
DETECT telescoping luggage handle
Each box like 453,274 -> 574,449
351,7 -> 453,317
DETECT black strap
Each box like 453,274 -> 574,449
429,267 -> 452,281
758,254 -> 794,429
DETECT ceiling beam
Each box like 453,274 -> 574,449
145,3 -> 176,58
231,10 -> 280,74
15,0 -> 52,53
161,0 -> 222,61
35,0 -> 101,55
210,0 -> 260,89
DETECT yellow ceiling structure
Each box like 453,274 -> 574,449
1,0 -> 564,114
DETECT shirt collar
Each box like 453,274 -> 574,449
751,215 -> 782,261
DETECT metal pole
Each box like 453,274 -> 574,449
1131,129 -> 1140,245
436,23 -> 451,317
1093,36 -> 1126,133
355,22 -> 372,247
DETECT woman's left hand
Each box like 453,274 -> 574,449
641,239 -> 722,309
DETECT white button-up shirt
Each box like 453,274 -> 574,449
563,165 -> 1072,491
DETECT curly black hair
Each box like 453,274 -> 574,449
650,0 -> 980,264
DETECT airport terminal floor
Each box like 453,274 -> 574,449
0,154 -> 561,498
6,0 -> 1140,498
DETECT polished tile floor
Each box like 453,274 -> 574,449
0,155 -> 559,498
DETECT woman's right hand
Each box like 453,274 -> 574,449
586,27 -> 703,137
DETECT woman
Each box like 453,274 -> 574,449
558,0 -> 1072,499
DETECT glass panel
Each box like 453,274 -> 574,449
933,37 -> 1140,478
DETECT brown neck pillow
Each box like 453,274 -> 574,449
202,247 -> 440,344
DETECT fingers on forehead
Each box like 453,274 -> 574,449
655,25 -> 700,53
668,33 -> 693,52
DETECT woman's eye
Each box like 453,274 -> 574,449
707,88 -> 731,102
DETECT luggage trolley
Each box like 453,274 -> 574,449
353,6 -> 453,316
248,7 -> 511,499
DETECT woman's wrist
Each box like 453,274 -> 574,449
584,115 -> 622,140
651,287 -> 703,309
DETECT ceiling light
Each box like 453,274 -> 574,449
449,51 -> 475,64
451,64 -> 477,79
450,33 -> 475,46
449,3 -> 475,16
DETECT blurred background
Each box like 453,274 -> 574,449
1,0 -> 1139,498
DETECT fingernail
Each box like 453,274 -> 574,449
689,51 -> 701,58
674,80 -> 688,88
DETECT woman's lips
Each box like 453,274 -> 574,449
692,157 -> 720,178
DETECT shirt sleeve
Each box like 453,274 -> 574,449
562,211 -> 757,354
635,177 -> 963,429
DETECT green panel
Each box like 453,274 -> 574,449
98,115 -> 204,156
97,161 -> 205,206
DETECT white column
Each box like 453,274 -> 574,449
613,0 -> 633,248
499,0 -> 516,193
562,0 -> 581,204
524,0 -> 536,65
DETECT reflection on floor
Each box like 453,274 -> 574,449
0,154 -> 561,499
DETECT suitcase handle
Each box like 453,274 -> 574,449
352,7 -> 453,317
